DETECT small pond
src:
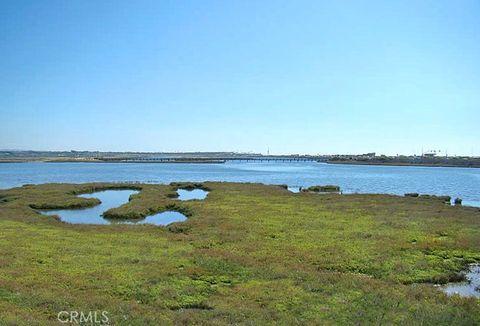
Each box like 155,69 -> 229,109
41,190 -> 187,225
177,188 -> 209,200
287,186 -> 301,193
439,264 -> 480,298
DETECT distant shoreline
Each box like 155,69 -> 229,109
327,160 -> 480,168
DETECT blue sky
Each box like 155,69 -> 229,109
1,0 -> 479,155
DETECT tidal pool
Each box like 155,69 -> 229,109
41,190 -> 187,225
440,264 -> 480,298
287,186 -> 301,193
177,188 -> 209,200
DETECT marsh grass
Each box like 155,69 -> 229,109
419,194 -> 452,204
0,182 -> 479,324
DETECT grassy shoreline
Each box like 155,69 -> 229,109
1,182 -> 479,324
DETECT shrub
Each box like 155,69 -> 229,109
307,185 -> 341,193
404,193 -> 419,197
170,182 -> 210,191
419,194 -> 451,203
165,203 -> 193,217
166,192 -> 179,198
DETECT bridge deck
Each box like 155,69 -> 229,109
100,157 -> 322,163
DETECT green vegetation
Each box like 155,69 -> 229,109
170,182 -> 211,191
307,185 -> 341,193
419,195 -> 452,204
0,182 -> 480,325
405,192 -> 452,204
455,198 -> 463,206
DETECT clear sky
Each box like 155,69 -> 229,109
1,0 -> 479,155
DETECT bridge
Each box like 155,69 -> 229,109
100,155 -> 325,163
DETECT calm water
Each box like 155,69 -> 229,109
177,189 -> 209,200
2,162 -> 480,206
440,264 -> 480,298
41,190 -> 187,225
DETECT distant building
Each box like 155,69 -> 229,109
359,152 -> 376,158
